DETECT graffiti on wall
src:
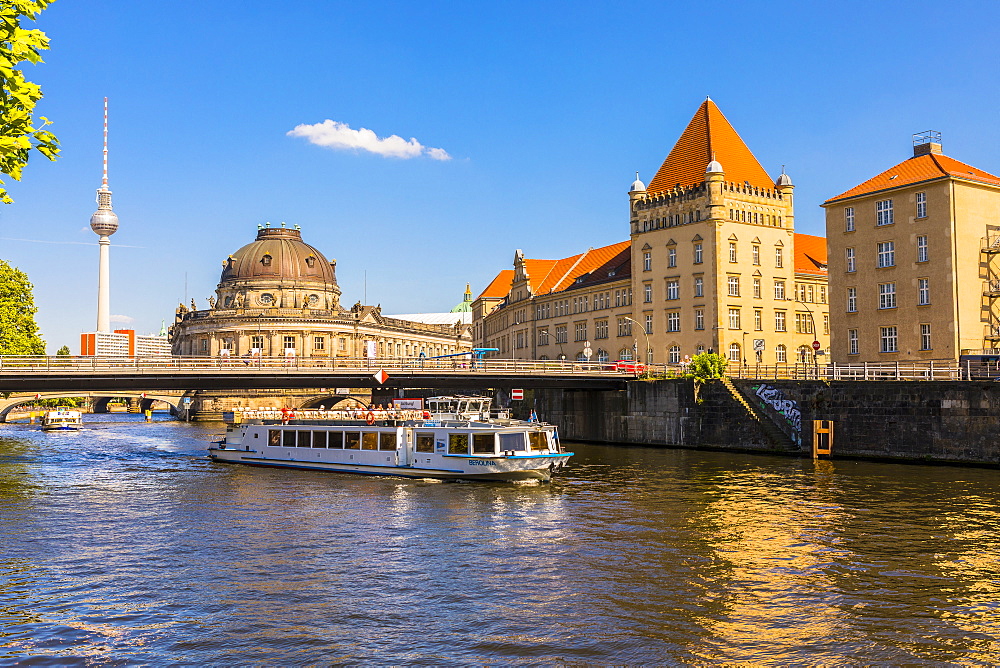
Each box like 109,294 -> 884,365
752,384 -> 801,444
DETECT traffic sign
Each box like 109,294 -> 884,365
511,388 -> 524,401
372,369 -> 390,384
753,339 -> 765,352
584,347 -> 593,359
812,340 -> 821,351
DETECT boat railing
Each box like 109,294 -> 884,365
230,408 -> 428,422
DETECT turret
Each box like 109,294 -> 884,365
704,158 -> 726,220
776,167 -> 794,229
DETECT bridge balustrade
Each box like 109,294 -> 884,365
0,355 -> 662,377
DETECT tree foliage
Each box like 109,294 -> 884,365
686,352 -> 727,380
0,0 -> 59,204
55,344 -> 68,354
0,258 -> 44,353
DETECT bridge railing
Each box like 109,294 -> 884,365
727,360 -> 965,381
0,355 -> 663,377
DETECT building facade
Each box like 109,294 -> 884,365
80,329 -> 171,356
823,134 -> 1000,363
170,225 -> 472,359
476,99 -> 829,365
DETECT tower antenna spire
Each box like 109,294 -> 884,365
102,96 -> 109,191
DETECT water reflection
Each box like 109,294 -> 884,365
2,421 -> 1000,662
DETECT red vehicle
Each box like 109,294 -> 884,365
607,359 -> 646,374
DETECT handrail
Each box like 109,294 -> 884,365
0,355 -> 985,381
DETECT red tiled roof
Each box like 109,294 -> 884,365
477,270 -> 514,300
794,233 -> 827,276
825,153 -> 1000,203
476,241 -> 631,301
647,99 -> 775,194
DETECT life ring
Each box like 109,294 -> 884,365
366,411 -> 376,425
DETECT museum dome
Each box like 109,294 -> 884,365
221,226 -> 337,285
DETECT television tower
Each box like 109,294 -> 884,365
90,97 -> 118,332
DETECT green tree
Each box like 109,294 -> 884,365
1,0 -> 60,204
0,258 -> 44,353
686,352 -> 727,380
55,344 -> 68,354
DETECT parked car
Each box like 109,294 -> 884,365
607,359 -> 646,374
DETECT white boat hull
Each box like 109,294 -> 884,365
207,445 -> 569,482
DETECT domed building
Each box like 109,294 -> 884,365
171,223 -> 472,360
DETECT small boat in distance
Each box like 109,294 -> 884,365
208,395 -> 572,482
41,409 -> 83,431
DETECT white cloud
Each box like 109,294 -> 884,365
287,120 -> 451,161
110,314 -> 134,324
425,147 -> 451,161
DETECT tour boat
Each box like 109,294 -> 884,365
208,396 -> 572,481
41,409 -> 83,431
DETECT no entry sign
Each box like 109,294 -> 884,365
511,388 -> 524,400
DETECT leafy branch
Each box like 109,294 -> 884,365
0,0 -> 59,204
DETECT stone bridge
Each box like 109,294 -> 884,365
0,355 -> 634,394
0,391 -> 187,422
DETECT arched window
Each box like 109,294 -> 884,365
597,348 -> 609,362
797,345 -> 811,363
696,344 -> 705,355
728,342 -> 741,362
776,344 -> 787,363
261,253 -> 272,267
668,345 -> 681,364
619,347 -> 633,361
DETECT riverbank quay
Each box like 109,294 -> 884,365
531,379 -> 1000,466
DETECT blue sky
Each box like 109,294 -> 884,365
3,0 -> 999,352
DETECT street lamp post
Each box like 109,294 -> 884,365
622,317 -> 651,366
537,328 -> 565,361
792,297 -> 819,377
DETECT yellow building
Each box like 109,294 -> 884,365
822,132 -> 1000,362
476,99 -> 829,365
473,243 -> 633,361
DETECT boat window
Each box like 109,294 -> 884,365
499,432 -> 527,452
448,433 -> 469,455
312,431 -> 327,448
298,431 -> 311,448
327,431 -> 343,448
362,432 -> 378,450
472,433 -> 495,454
529,431 -> 548,451
283,430 -> 296,448
269,430 -> 281,447
345,432 -> 361,449
416,433 -> 435,453
379,432 -> 395,450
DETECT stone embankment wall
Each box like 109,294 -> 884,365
532,379 -> 787,454
532,379 -> 1000,466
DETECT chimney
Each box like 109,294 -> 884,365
913,130 -> 942,157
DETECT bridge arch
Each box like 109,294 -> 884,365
296,394 -> 368,410
0,392 -> 185,422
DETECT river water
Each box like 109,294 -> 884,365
2,413 -> 1000,665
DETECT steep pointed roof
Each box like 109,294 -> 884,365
824,153 -> 1000,204
647,99 -> 775,194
